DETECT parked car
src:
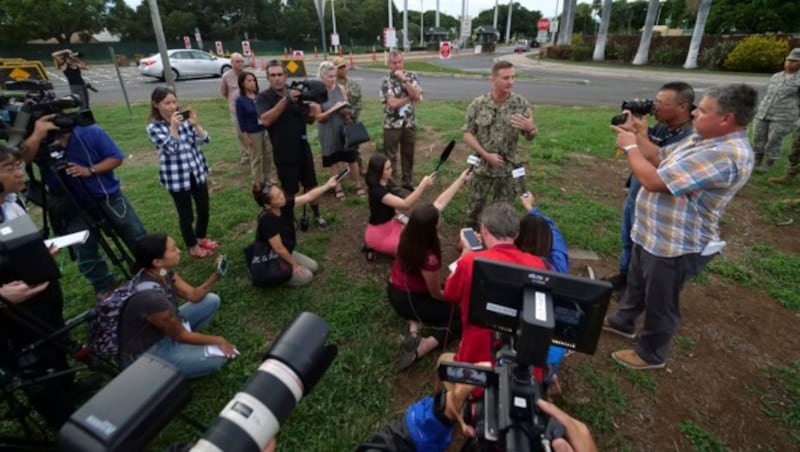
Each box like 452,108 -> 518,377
515,39 -> 530,52
139,50 -> 232,81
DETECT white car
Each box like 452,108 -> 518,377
139,49 -> 232,81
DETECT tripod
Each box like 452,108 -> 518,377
27,156 -> 134,282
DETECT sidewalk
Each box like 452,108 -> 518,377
498,52 -> 770,86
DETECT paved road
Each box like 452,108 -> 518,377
43,48 -> 770,108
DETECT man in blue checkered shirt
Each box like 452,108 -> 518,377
603,84 -> 757,370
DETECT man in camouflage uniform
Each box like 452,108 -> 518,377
753,47 -> 800,173
769,119 -> 800,185
463,60 -> 537,228
333,56 -> 366,175
380,50 -> 423,190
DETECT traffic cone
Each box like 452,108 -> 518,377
339,47 -> 343,57
261,57 -> 266,70
372,45 -> 377,62
283,47 -> 288,58
349,51 -> 354,69
314,46 -> 318,58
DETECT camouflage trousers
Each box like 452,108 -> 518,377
465,174 -> 518,229
788,122 -> 800,176
752,118 -> 795,168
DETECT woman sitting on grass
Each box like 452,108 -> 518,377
363,154 -> 434,260
390,168 -> 471,370
118,233 -> 236,379
250,176 -> 338,287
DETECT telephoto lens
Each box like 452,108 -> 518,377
191,312 -> 337,452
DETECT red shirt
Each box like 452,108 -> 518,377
390,251 -> 441,293
444,243 -> 547,365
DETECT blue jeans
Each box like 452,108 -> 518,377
64,191 -> 147,293
146,293 -> 228,379
618,175 -> 642,276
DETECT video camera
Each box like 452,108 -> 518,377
610,98 -> 654,126
287,79 -> 328,104
57,312 -> 337,452
0,80 -> 94,151
438,258 -> 612,451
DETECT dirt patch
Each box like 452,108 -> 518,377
242,130 -> 799,449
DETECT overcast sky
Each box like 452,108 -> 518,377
122,1 -> 592,20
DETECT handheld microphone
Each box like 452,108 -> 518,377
466,154 -> 480,173
434,140 -> 456,172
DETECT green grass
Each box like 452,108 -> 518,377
363,61 -> 485,76
7,96 -> 796,450
677,420 -> 728,451
759,359 -> 800,444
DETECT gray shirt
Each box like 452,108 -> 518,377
756,71 -> 800,121
317,84 -> 347,156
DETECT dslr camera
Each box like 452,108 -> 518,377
610,98 -> 654,126
287,80 -> 328,104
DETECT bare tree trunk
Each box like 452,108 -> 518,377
684,0 -> 713,69
593,0 -> 612,61
557,0 -> 576,45
632,0 -> 659,65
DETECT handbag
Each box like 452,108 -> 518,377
342,121 -> 370,148
243,241 -> 292,287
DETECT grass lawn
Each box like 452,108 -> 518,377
8,96 -> 800,450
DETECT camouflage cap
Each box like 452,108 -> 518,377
787,48 -> 800,61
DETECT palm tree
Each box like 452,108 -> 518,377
593,0 -> 613,61
632,0 -> 660,65
684,0 -> 713,69
557,0 -> 576,45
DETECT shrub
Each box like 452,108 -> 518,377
650,44 -> 685,66
570,45 -> 593,61
699,40 -> 737,70
545,45 -> 574,60
724,35 -> 790,73
606,41 -> 634,62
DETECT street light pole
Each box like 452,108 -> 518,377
420,0 -> 424,47
388,0 -> 393,29
505,0 -> 513,44
332,0 -> 338,54
403,0 -> 409,51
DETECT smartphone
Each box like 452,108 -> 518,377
461,228 -> 483,251
397,214 -> 409,225
335,166 -> 351,182
179,110 -> 191,121
216,255 -> 228,276
437,362 -> 496,387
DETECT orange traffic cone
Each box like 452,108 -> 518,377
372,45 -> 377,62
349,51 -> 354,69
314,46 -> 318,58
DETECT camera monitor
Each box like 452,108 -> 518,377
468,258 -> 611,355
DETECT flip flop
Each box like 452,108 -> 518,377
355,187 -> 367,197
198,238 -> 220,251
190,246 -> 213,259
335,190 -> 346,200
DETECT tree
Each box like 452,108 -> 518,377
632,0 -> 660,65
593,0 -> 613,61
557,0 -> 576,45
472,3 -> 541,40
684,0 -> 713,69
573,3 -> 598,35
0,0 -> 107,44
704,0 -> 800,34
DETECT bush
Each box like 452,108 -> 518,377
699,40 -> 737,70
545,45 -> 574,60
606,41 -> 634,62
650,45 -> 685,66
570,45 -> 592,61
724,35 -> 790,73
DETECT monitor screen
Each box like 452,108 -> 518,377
468,257 -> 612,355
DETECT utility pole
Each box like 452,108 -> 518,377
493,0 -> 499,29
420,0 -> 424,47
147,0 -> 174,89
435,0 -> 440,27
505,0 -> 513,43
403,0 -> 409,51
388,0 -> 393,29
315,0 -> 328,59
331,0 -> 338,54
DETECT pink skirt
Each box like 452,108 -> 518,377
364,217 -> 404,256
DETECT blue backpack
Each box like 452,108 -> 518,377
88,273 -> 163,357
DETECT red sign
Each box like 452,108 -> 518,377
241,40 -> 251,56
183,36 -> 191,49
439,41 -> 451,59
537,18 -> 550,31
293,50 -> 305,59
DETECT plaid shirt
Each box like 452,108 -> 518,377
146,120 -> 210,192
632,130 -> 753,257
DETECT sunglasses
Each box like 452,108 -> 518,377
261,182 -> 274,195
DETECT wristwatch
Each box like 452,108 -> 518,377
89,166 -> 97,175
622,144 -> 638,154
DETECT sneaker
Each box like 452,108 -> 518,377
315,216 -> 328,230
611,349 -> 665,370
602,318 -> 636,339
604,273 -> 627,291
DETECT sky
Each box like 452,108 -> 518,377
122,0 -> 592,20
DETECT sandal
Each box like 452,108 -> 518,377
403,331 -> 421,352
190,246 -> 213,259
335,190 -> 346,200
355,187 -> 367,197
198,238 -> 219,251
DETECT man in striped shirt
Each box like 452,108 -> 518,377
603,84 -> 757,370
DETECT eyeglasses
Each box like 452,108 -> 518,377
0,161 -> 24,173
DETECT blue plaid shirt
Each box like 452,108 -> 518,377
146,120 -> 210,192
632,130 -> 753,257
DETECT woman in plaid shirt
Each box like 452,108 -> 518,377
147,87 -> 219,259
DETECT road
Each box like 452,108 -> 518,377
41,47 -> 769,108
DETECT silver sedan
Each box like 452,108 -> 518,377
139,49 -> 232,81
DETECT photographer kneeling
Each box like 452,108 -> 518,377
249,176 -> 338,287
118,233 -> 236,378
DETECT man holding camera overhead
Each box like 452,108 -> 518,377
463,61 -> 537,229
256,60 -> 327,230
51,49 -> 91,109
23,118 -> 147,296
604,84 -> 756,370
605,82 -> 696,293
